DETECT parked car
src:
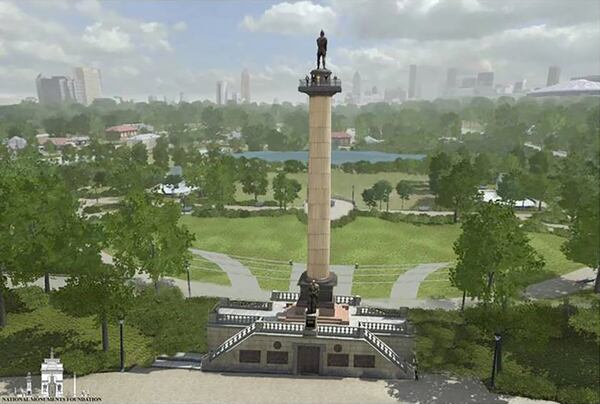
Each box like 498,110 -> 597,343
417,205 -> 431,212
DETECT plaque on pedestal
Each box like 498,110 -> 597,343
304,313 -> 318,336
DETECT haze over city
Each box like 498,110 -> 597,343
1,0 -> 599,104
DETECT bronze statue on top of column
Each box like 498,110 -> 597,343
317,30 -> 327,69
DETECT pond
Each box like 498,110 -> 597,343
232,150 -> 426,164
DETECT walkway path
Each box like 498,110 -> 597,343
390,263 -> 449,301
524,267 -> 595,299
0,370 -> 558,404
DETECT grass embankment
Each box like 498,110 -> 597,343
180,215 -> 583,298
172,255 -> 231,286
234,170 -> 430,210
0,286 -> 216,377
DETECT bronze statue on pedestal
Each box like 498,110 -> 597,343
317,30 -> 327,69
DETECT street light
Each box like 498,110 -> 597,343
351,185 -> 355,205
119,319 -> 125,372
490,333 -> 502,388
186,261 -> 192,298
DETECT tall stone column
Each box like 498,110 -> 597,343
297,69 -> 341,313
307,95 -> 332,280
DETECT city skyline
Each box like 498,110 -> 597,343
0,0 -> 599,104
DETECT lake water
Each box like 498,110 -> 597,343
233,151 -> 426,164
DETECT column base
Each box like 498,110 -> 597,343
296,270 -> 337,311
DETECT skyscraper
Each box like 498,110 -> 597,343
216,80 -> 228,105
73,67 -> 102,105
546,66 -> 561,86
352,71 -> 361,103
476,72 -> 494,88
408,64 -> 417,99
241,69 -> 250,103
35,74 -> 75,105
446,67 -> 458,90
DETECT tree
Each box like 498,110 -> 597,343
362,187 -> 377,209
428,152 -> 452,194
473,153 -> 493,184
497,171 -> 526,206
436,159 -> 481,223
373,180 -> 393,211
396,180 -> 414,210
272,172 -> 301,210
171,146 -> 187,167
203,152 -> 237,208
152,137 -> 170,170
53,264 -> 134,352
105,191 -> 194,291
450,203 -> 544,309
240,159 -> 268,201
559,157 -> 600,293
131,142 -> 148,165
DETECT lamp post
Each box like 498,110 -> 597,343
490,333 -> 502,388
351,185 -> 355,206
119,319 -> 125,372
186,261 -> 192,298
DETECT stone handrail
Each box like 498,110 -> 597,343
256,321 -> 304,335
271,291 -> 300,302
298,78 -> 342,87
220,298 -> 273,311
209,322 -> 257,362
318,324 -> 361,338
335,295 -> 362,306
215,313 -> 263,325
355,306 -> 408,318
358,321 -> 413,335
363,328 -> 408,372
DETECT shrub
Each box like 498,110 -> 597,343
14,287 -> 49,311
356,209 -> 454,225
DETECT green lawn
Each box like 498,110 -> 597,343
234,169 -> 430,210
352,266 -> 411,299
180,215 -> 584,299
237,258 -> 292,292
172,256 -> 230,286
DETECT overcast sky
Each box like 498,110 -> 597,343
0,0 -> 599,104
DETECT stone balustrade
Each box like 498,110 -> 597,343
220,298 -> 273,311
215,313 -> 263,325
318,325 -> 361,338
363,328 -> 407,371
355,306 -> 408,318
209,322 -> 257,362
358,321 -> 413,335
271,291 -> 300,302
256,321 -> 304,335
335,295 -> 362,306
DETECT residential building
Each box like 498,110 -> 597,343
7,136 -> 27,152
408,65 -> 417,99
513,79 -> 527,93
446,67 -> 458,90
331,131 -> 352,148
105,124 -> 139,141
546,66 -> 561,86
241,69 -> 250,103
216,80 -> 228,105
476,72 -> 495,95
73,67 -> 102,105
127,133 -> 161,151
35,74 -> 75,105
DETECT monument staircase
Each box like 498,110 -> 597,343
208,319 -> 414,377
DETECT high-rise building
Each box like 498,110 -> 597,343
546,66 -> 561,86
446,67 -> 458,90
35,74 -> 75,105
216,80 -> 228,105
476,72 -> 494,88
513,79 -> 527,93
241,69 -> 250,103
408,64 -> 417,99
461,77 -> 477,88
73,67 -> 102,105
352,71 -> 361,103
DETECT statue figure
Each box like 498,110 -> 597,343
307,280 -> 320,314
316,30 -> 327,69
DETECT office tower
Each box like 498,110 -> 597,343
513,79 -> 527,93
179,92 -> 184,103
73,67 -> 102,105
477,72 -> 494,88
241,69 -> 250,103
546,66 -> 561,86
216,81 -> 228,105
35,74 -> 76,105
408,64 -> 417,99
352,71 -> 361,103
446,67 -> 458,89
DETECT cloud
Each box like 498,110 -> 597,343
173,21 -> 187,32
241,1 -> 336,35
82,22 -> 133,53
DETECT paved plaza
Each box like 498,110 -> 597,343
0,370 -> 558,404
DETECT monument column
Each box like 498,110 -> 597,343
297,64 -> 341,314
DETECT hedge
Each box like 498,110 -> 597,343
357,209 -> 455,225
192,205 -> 301,219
